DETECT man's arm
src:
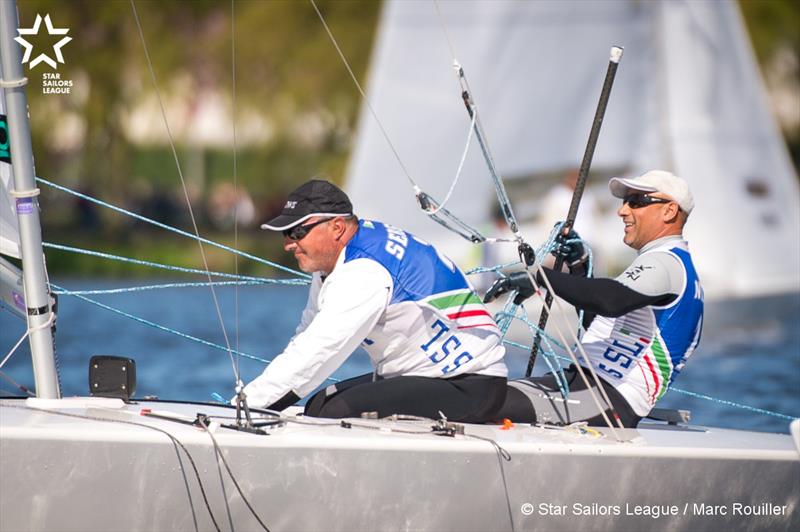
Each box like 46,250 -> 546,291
242,259 -> 392,409
485,252 -> 682,317
538,268 -> 674,317
294,273 -> 323,336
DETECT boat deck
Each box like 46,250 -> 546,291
2,396 -> 798,531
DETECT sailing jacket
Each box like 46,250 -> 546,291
242,219 -> 507,409
542,235 -> 704,416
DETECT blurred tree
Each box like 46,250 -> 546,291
739,0 -> 800,171
16,0 -> 380,232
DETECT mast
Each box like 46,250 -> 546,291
0,0 -> 60,398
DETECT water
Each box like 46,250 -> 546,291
1,279 -> 798,434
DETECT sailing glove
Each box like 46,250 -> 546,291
552,227 -> 589,274
483,271 -> 536,305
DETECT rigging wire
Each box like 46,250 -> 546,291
310,0 -> 487,243
41,242 -> 305,283
432,0 -> 524,241
129,0 -> 239,383
309,0 -> 417,191
45,282 -> 342,385
49,280 -> 306,296
231,0 -> 242,390
35,177 -> 309,279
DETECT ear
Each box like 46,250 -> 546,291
332,217 -> 348,239
663,202 -> 681,224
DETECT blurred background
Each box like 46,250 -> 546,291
9,0 -> 797,277
16,0 -> 380,275
1,0 -> 798,432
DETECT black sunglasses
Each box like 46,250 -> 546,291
283,218 -> 332,240
622,194 -> 672,209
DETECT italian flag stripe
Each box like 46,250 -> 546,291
643,353 -> 661,402
458,323 -> 497,330
427,291 -> 483,310
651,337 -> 672,400
447,309 -> 492,320
637,363 -> 652,397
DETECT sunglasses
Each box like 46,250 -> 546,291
282,218 -> 332,240
622,194 -> 672,209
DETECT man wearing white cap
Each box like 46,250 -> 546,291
485,170 -> 704,427
236,179 -> 508,422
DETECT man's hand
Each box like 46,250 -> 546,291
553,228 -> 588,270
484,271 -> 536,304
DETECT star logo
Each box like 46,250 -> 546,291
15,14 -> 72,70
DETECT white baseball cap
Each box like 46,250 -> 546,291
608,170 -> 694,214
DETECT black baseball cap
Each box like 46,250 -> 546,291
261,179 -> 354,231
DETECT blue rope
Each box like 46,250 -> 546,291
50,283 -> 270,365
43,242 -> 310,284
667,387 -> 797,421
50,282 -> 341,384
51,280 -> 307,296
37,176 -> 310,280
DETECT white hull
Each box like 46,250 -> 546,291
2,397 -> 798,532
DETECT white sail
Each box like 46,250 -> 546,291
345,0 -> 800,299
0,87 -> 20,259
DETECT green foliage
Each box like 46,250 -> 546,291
739,0 -> 800,172
16,4 -> 377,192
13,0 -> 380,273
739,0 -> 799,62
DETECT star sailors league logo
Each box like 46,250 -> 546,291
14,14 -> 74,95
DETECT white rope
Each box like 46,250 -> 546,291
0,332 -> 29,370
1,311 -> 56,371
424,109 -> 476,216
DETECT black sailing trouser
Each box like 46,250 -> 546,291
304,372 -> 507,423
496,365 -> 642,428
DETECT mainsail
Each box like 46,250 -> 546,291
0,82 -> 25,320
345,0 -> 800,299
0,88 -> 19,260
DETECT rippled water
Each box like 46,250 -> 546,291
1,279 -> 798,433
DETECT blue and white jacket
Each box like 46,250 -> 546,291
580,236 -> 704,416
242,220 -> 507,408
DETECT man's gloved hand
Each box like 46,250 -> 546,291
552,227 -> 588,269
483,271 -> 536,304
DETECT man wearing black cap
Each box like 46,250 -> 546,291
485,171 -> 704,428
238,179 -> 508,422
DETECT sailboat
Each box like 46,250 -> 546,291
346,0 -> 800,299
1,1 -> 799,531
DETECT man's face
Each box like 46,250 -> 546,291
617,193 -> 677,250
283,217 -> 341,274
